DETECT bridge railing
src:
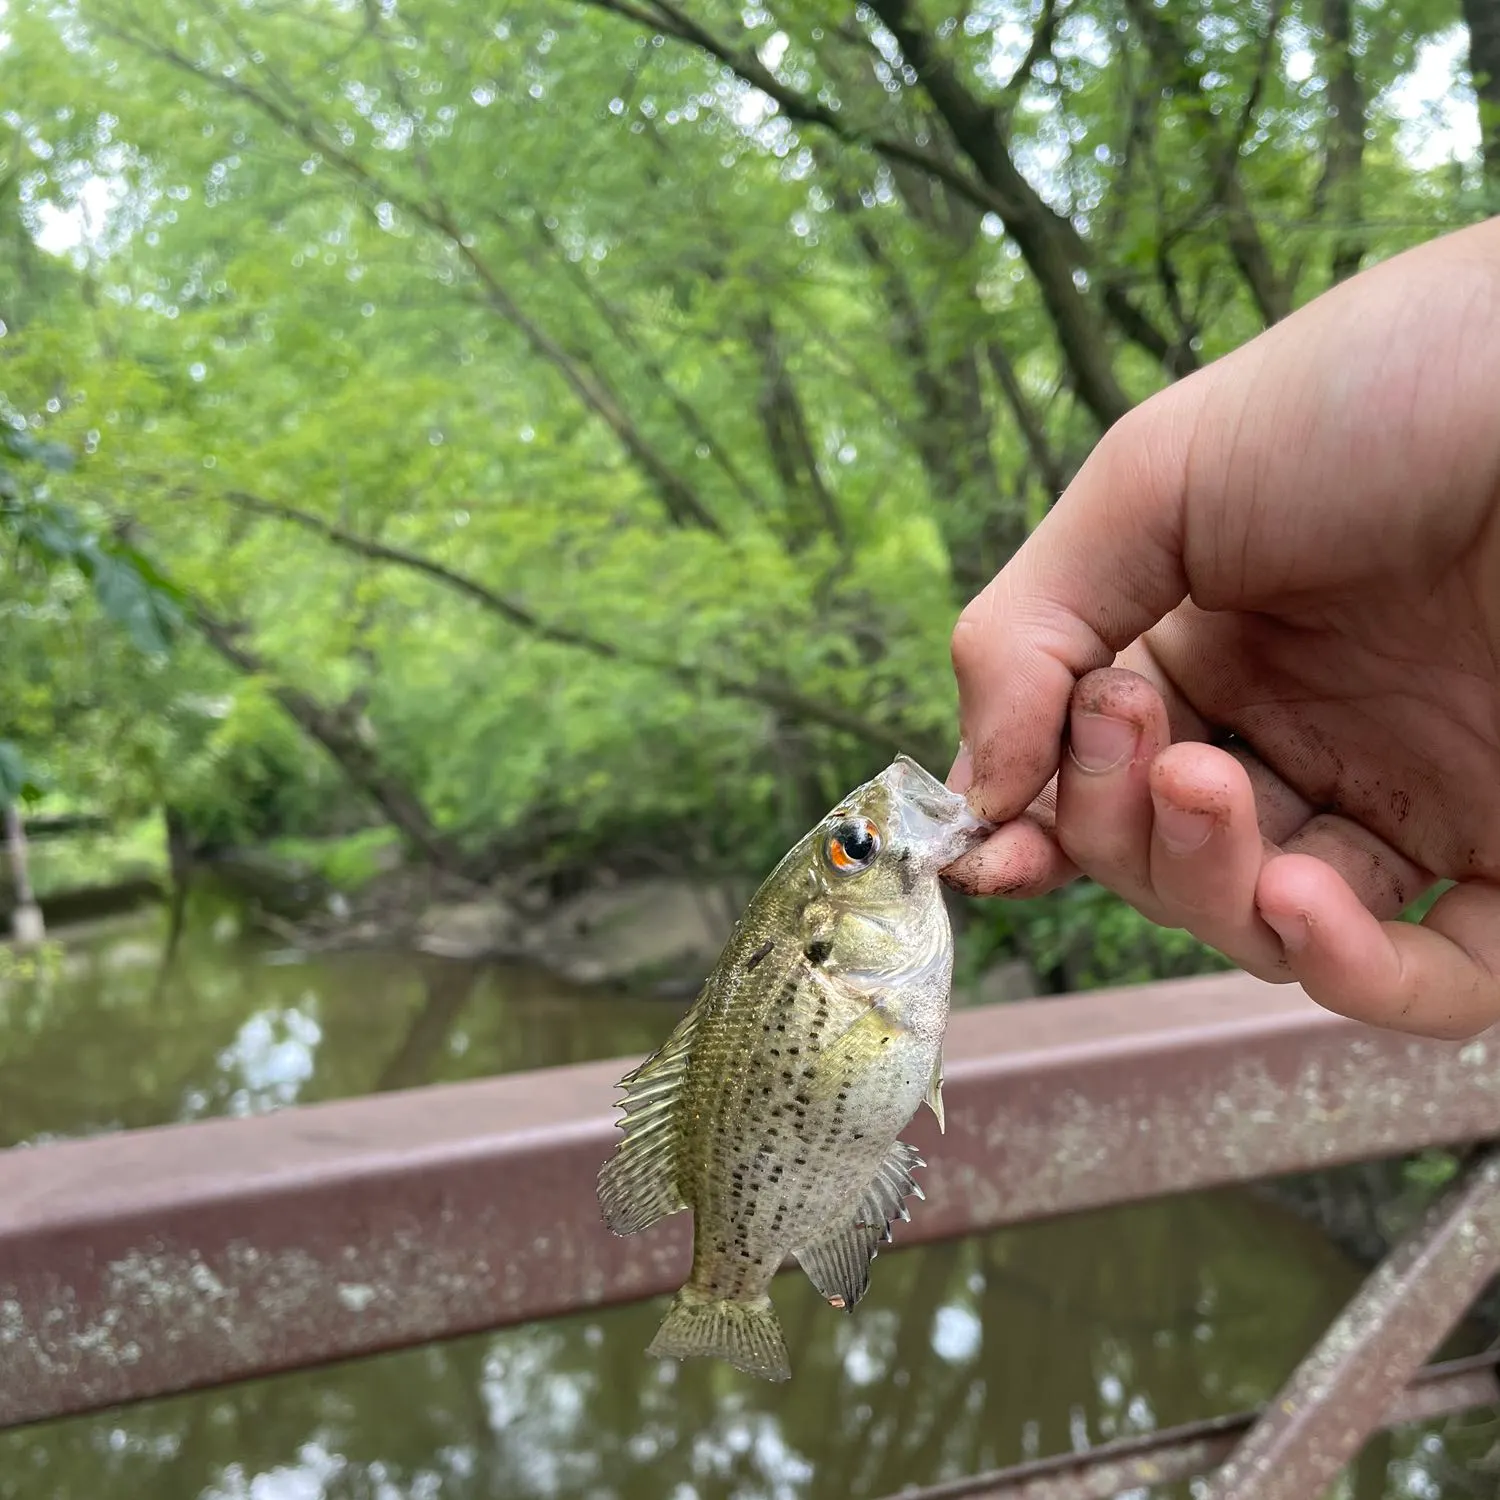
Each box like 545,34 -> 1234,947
2,969 -> 1498,1499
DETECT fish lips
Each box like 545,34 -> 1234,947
883,754 -> 994,869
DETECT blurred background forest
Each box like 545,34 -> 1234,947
2,0 -> 1494,985
5,3 -> 1500,1498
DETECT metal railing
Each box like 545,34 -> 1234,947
2,969 -> 1498,1497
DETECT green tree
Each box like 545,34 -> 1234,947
0,0 -> 1489,900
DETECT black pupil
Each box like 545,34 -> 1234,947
836,821 -> 876,863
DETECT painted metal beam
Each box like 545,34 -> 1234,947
1204,1145 -> 1500,1499
1,971 -> 1497,1428
869,1354 -> 1500,1500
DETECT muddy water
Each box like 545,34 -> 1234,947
0,901 -> 1489,1498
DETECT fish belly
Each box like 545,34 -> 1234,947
690,1001 -> 941,1298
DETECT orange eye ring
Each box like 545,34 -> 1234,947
825,817 -> 880,875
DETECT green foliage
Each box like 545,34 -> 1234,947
959,880 -> 1234,993
266,827 -> 401,892
2,429 -> 183,653
0,741 -> 45,805
22,817 -> 165,898
0,0 -> 1489,935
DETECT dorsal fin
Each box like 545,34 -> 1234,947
793,1140 -> 926,1311
596,1004 -> 701,1235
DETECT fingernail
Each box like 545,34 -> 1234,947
947,741 -> 973,795
1069,713 -> 1137,774
1261,908 -> 1310,951
1152,797 -> 1213,855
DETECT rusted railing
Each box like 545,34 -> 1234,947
2,969 -> 1498,1497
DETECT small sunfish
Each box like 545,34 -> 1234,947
597,754 -> 990,1380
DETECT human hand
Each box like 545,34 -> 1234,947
946,218 -> 1500,1039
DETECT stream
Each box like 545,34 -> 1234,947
0,899 -> 1491,1498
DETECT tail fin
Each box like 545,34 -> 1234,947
646,1288 -> 791,1382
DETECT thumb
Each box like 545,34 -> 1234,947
950,387 -> 1204,824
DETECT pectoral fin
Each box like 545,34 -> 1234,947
925,1055 -> 945,1134
596,1004 -> 701,1235
793,1140 -> 926,1312
806,1002 -> 905,1098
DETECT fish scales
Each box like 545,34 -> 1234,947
597,755 -> 990,1381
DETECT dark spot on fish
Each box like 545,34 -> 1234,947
788,1046 -> 800,1056
794,1092 -> 810,1105
804,939 -> 833,966
803,1066 -> 816,1079
746,938 -> 774,971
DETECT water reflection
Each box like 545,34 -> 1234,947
0,896 -> 675,1149
0,903 -> 1494,1497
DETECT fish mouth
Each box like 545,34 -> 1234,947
884,754 -> 993,866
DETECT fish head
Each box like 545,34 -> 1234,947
767,754 -> 991,981
809,754 -> 992,897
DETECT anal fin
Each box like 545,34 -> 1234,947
597,1004 -> 701,1235
794,1139 -> 926,1312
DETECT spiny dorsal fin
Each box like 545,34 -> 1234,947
596,1004 -> 701,1235
925,1055 -> 945,1135
793,1140 -> 926,1311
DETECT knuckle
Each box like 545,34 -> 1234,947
949,606 -> 990,682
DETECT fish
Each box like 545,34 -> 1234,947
596,753 -> 991,1381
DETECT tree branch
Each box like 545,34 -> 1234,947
746,313 -> 848,552
862,0 -> 1134,427
1464,0 -> 1500,203
578,0 -> 1177,409
524,212 -> 771,517
1122,0 -> 1290,326
996,0 -> 1067,116
1311,0 -> 1367,285
217,490 -> 905,752
98,12 -> 724,535
189,604 -> 469,873
984,340 -> 1068,501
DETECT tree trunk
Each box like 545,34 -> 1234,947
1464,0 -> 1500,201
4,802 -> 45,947
1321,0 -> 1367,283
192,611 -> 473,877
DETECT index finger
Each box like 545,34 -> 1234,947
949,391 -> 1202,824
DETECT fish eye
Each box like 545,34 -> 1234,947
825,817 -> 881,876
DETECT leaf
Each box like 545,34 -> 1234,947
1,429 -> 75,472
74,541 -> 182,656
0,741 -> 46,804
